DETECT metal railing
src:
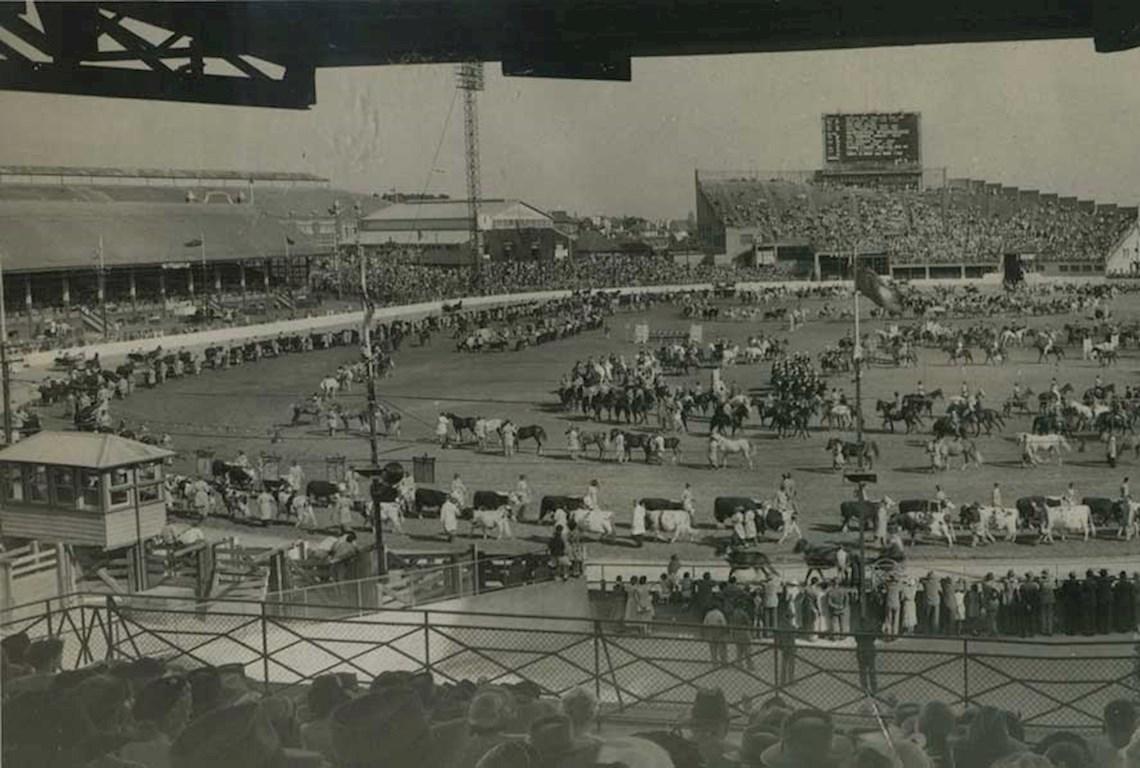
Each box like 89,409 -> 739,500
3,591 -> 1138,734
265,550 -> 551,620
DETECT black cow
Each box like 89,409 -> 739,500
474,491 -> 514,510
714,496 -> 764,523
539,495 -> 585,522
839,501 -> 878,532
410,488 -> 450,519
1015,496 -> 1060,531
639,498 -> 683,512
306,480 -> 339,506
1083,496 -> 1125,528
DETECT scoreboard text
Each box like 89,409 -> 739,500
823,113 -> 920,166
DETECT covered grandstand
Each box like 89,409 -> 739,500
695,170 -> 1138,280
0,166 -> 386,311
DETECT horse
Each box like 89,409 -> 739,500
821,403 -> 853,430
579,430 -> 609,459
903,388 -> 943,416
319,377 -> 341,398
825,438 -> 880,470
512,425 -> 547,454
930,437 -> 984,470
1035,338 -> 1065,364
474,418 -> 505,449
290,398 -> 323,425
793,539 -> 861,583
943,345 -> 974,366
711,434 -> 754,469
876,400 -> 921,433
444,412 -> 479,443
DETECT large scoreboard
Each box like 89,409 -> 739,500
822,112 -> 921,167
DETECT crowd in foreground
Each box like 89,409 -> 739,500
6,629 -> 1140,767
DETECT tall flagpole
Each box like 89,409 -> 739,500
97,236 -> 108,339
853,248 -> 865,468
0,251 -> 11,444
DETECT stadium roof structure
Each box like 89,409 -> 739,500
0,166 -> 327,183
0,201 -> 326,273
0,431 -> 174,469
0,2 -> 1135,108
362,199 -> 551,226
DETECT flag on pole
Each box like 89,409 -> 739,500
184,238 -> 203,248
854,267 -> 901,313
285,236 -> 295,246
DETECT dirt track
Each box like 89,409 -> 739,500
59,289 -> 1140,567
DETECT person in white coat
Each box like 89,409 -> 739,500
584,480 -> 599,511
287,461 -> 305,493
450,474 -> 468,509
630,502 -> 647,547
440,494 -> 460,542
294,495 -> 318,529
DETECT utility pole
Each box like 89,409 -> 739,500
0,252 -> 11,444
359,250 -> 383,574
456,62 -> 484,266
97,236 -> 108,339
852,248 -> 865,469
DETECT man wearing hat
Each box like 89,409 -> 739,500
172,699 -> 324,768
759,709 -> 852,768
1098,568 -> 1114,635
300,674 -> 352,760
1039,570 -> 1056,636
5,637 -> 63,696
1060,571 -> 1080,635
527,714 -> 601,768
121,674 -> 193,768
1082,570 -> 1099,636
1116,570 -> 1135,633
685,688 -> 738,768
328,686 -> 464,768
456,687 -> 519,768
441,493 -> 461,542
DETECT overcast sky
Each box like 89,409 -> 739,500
1,39 -> 1138,219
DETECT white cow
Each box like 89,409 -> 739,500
1039,502 -> 1095,543
969,505 -> 1018,545
570,508 -> 615,539
470,507 -> 513,539
1019,433 -> 1072,466
638,504 -> 696,543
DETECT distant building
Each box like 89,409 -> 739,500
358,199 -> 571,265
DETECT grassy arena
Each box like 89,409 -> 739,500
100,288 -> 1140,565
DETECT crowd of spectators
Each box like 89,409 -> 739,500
703,179 -> 1135,266
604,563 -> 1140,649
8,626 -> 1140,767
310,253 -> 791,307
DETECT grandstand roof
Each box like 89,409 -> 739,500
362,199 -> 551,226
0,201 -> 325,273
0,165 -> 327,183
0,183 -> 387,220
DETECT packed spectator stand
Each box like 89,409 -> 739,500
700,177 -> 1135,265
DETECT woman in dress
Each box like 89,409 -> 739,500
630,502 -> 647,547
901,576 -> 919,635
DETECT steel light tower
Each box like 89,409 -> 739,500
456,62 -> 484,263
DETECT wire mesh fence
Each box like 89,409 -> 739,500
4,593 -> 1140,732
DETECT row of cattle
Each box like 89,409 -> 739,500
836,495 -> 1130,545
